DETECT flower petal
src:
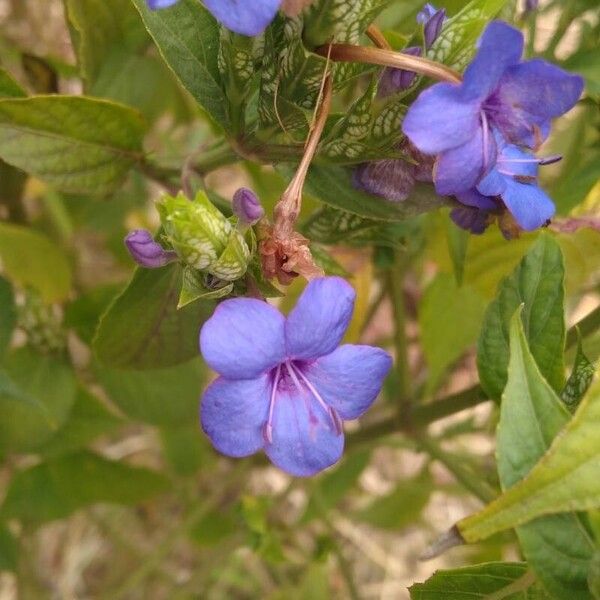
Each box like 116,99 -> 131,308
491,59 -> 584,146
264,385 -> 344,476
455,188 -> 498,210
303,345 -> 392,420
200,298 -> 285,379
147,0 -> 179,8
434,123 -> 497,195
501,180 -> 555,231
476,166 -> 507,197
200,375 -> 270,457
463,21 -> 524,100
402,83 -> 480,154
203,0 -> 281,36
285,277 -> 355,361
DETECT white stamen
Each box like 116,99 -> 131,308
480,111 -> 491,173
264,364 -> 281,445
289,362 -> 343,436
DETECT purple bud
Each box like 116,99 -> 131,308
416,3 -> 437,23
450,206 -> 491,235
378,47 -> 422,97
524,0 -> 538,13
232,188 -> 265,225
417,4 -> 447,50
423,8 -> 446,49
125,229 -> 178,268
353,159 -> 416,202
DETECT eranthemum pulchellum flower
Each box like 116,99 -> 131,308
403,20 -> 583,197
199,277 -> 392,476
146,0 -> 282,37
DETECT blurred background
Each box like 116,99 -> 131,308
0,0 -> 599,598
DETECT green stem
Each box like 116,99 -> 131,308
312,489 -> 361,600
419,436 -> 498,503
386,255 -> 411,423
347,384 -> 487,448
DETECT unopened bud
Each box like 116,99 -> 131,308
125,229 -> 178,268
157,191 -> 251,281
232,188 -> 265,225
378,47 -> 422,97
417,3 -> 447,49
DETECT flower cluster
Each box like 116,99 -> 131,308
402,21 -> 583,233
199,277 -> 392,476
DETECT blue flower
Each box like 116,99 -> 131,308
452,129 -> 561,232
199,277 -> 392,476
402,20 -> 584,196
146,0 -> 282,37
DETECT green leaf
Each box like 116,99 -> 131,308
65,0 -> 148,85
429,0 -> 511,70
0,223 -> 72,302
302,449 -> 371,523
94,264 -> 214,370
497,312 -> 596,599
357,472 -> 433,530
37,387 -> 122,459
161,425 -> 210,476
457,379 -> 600,543
0,525 -> 18,573
0,348 -> 77,454
305,165 -> 447,221
0,96 -> 146,195
590,552 -> 600,600
410,562 -> 549,599
562,332 -> 596,412
64,284 -> 121,345
419,274 -> 486,392
96,357 -> 205,426
131,0 -> 228,128
477,234 -> 566,401
0,276 -> 16,358
0,451 -> 169,524
0,67 -> 27,98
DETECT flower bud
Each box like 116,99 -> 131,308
232,188 -> 265,225
417,3 -> 447,49
157,191 -> 251,281
125,229 -> 178,268
524,0 -> 538,13
378,47 -> 422,97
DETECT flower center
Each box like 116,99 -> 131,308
262,361 -> 343,445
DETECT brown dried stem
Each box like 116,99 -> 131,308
366,24 -> 392,50
316,43 -> 462,84
273,74 -> 333,238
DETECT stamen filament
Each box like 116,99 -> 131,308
290,363 -> 343,436
481,111 -> 491,173
264,364 -> 282,444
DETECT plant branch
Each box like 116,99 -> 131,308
366,24 -> 392,50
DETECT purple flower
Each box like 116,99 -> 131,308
465,130 -> 559,231
199,277 -> 392,476
232,188 -> 265,225
417,3 -> 446,49
125,229 -> 178,268
402,21 -> 584,197
146,0 -> 282,37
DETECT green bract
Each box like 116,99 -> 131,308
157,191 -> 251,282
